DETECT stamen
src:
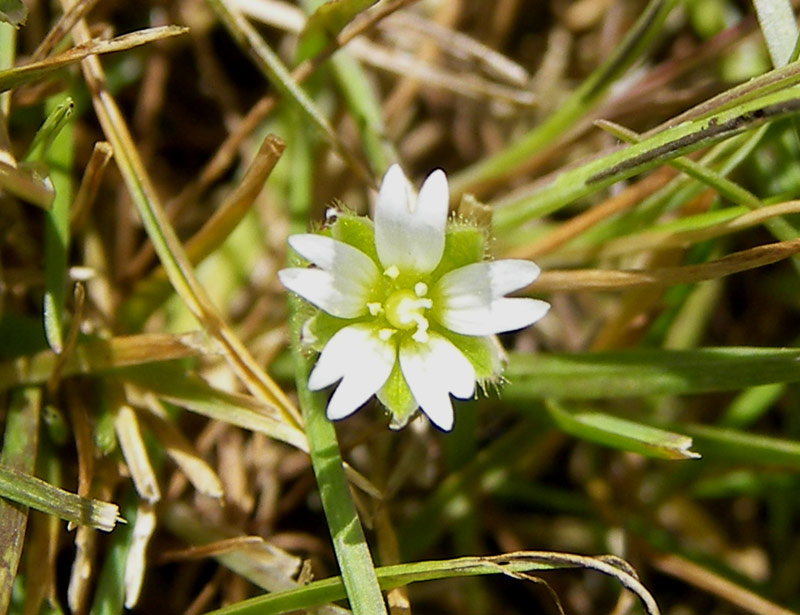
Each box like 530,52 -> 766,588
367,302 -> 383,316
414,282 -> 428,297
378,328 -> 395,341
384,265 -> 400,280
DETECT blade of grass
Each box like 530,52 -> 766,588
531,237 -> 800,291
503,347 -> 800,399
38,95 -> 74,353
0,331 -> 213,391
492,85 -> 800,233
0,464 -> 122,531
0,386 -> 40,615
204,551 -> 660,615
544,400 -> 700,460
596,119 -> 800,256
0,25 -> 188,92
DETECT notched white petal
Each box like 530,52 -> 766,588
288,234 -> 376,277
308,324 -> 396,421
441,297 -> 551,336
434,259 -> 549,336
399,334 -> 475,431
375,164 -> 448,274
436,260 -> 539,300
279,268 -> 369,319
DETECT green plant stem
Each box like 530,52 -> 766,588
288,294 -> 387,615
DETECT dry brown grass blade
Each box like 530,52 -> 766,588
114,403 -> 161,504
507,166 -> 678,259
70,141 -> 112,232
31,0 -> 102,61
531,238 -> 800,292
651,552 -> 799,615
136,397 -> 224,499
60,2 -> 302,428
0,331 -> 213,392
125,134 -> 285,283
0,25 -> 189,93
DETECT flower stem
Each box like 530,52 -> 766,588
288,295 -> 387,615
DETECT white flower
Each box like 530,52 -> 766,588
279,164 -> 550,431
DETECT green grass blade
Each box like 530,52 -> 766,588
545,401 -> 700,460
39,95 -> 74,353
0,386 -> 40,615
204,551 -> 659,615
682,424 -> 800,468
504,347 -> 800,399
0,465 -> 121,531
493,86 -> 800,233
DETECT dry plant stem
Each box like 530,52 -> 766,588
0,26 -> 189,94
531,238 -> 800,292
650,552 -> 797,615
374,506 -> 411,615
126,0 -> 415,278
508,166 -> 677,259
70,141 -> 113,232
59,0 -> 302,428
31,0 -> 101,61
384,0 -> 461,138
124,134 -> 285,287
209,0 -> 373,187
589,199 -> 800,260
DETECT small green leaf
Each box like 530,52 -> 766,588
296,0 -> 377,63
0,465 -> 122,531
545,401 -> 700,460
504,347 -> 800,399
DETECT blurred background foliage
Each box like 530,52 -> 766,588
1,0 -> 800,614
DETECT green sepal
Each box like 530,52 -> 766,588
377,359 -> 417,429
329,211 -> 379,264
302,310 -> 356,352
431,221 -> 487,279
437,328 -> 506,383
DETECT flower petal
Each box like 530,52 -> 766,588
278,268 -> 367,318
399,333 -> 475,431
288,234 -> 377,278
374,164 -> 448,274
308,323 -> 396,420
433,260 -> 550,336
279,235 -> 380,318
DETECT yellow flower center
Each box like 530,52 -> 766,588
384,286 -> 432,342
